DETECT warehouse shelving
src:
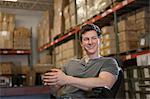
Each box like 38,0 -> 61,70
38,0 -> 149,61
121,49 -> 150,61
0,0 -> 149,99
0,49 -> 31,55
38,0 -> 135,52
37,1 -> 150,98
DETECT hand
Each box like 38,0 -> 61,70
43,69 -> 69,86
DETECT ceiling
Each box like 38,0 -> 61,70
0,0 -> 53,11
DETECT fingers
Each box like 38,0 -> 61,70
50,68 -> 60,72
43,71 -> 58,86
42,69 -> 64,86
44,82 -> 57,86
44,72 -> 57,76
43,75 -> 56,80
44,77 -> 57,83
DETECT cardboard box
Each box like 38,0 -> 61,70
2,13 -> 8,22
5,39 -> 13,49
77,6 -> 87,25
26,70 -> 36,86
13,27 -> 31,49
2,21 -> 8,31
53,0 -> 64,38
39,54 -> 52,64
101,33 -> 115,41
8,14 -> 15,23
136,18 -> 150,31
65,17 -> 71,32
8,22 -> 15,33
0,22 -> 2,31
101,39 -> 116,49
127,11 -> 136,21
100,47 -> 116,56
118,31 -> 138,42
94,0 -> 112,13
69,1 -> 76,15
100,38 -> 116,56
119,41 -> 138,53
101,26 -> 114,34
76,0 -> 86,9
0,12 -> 2,22
55,39 -> 77,65
118,20 -> 136,32
0,34 -> 5,48
34,64 -> 54,73
0,62 -> 13,75
71,14 -> 76,28
136,7 -> 150,19
63,5 -> 70,19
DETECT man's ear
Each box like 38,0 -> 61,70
80,44 -> 83,48
80,41 -> 83,47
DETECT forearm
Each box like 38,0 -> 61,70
66,76 -> 109,91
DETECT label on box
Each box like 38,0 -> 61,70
140,38 -> 145,46
137,53 -> 150,66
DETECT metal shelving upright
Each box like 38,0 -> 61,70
37,0 -> 150,98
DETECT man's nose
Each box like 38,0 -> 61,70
88,38 -> 92,44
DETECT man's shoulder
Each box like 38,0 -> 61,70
69,58 -> 81,63
99,56 -> 116,61
64,58 -> 81,65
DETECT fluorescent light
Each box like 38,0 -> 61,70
2,0 -> 17,2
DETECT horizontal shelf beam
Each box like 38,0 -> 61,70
0,49 -> 31,55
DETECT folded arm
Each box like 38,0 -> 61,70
43,69 -> 117,91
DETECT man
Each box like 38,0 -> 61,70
43,24 -> 120,98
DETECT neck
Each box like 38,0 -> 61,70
87,52 -> 101,59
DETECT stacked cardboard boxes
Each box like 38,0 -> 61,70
37,10 -> 50,48
52,0 -> 64,39
64,5 -> 71,32
100,25 -> 116,56
0,62 -> 13,75
118,11 -> 138,53
87,0 -> 112,20
118,7 -> 150,52
136,7 -> 150,34
135,7 -> 150,48
55,40 -> 76,68
63,0 -> 76,33
69,0 -> 76,28
38,51 -> 52,64
76,0 -> 87,25
0,12 -> 15,49
13,27 -> 31,49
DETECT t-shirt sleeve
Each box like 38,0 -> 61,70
100,58 -> 119,76
61,63 -> 67,73
61,59 -> 74,73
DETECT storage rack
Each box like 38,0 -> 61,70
0,49 -> 32,67
37,0 -> 150,99
38,0 -> 150,60
0,49 -> 31,55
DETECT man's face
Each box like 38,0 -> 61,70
81,30 -> 100,55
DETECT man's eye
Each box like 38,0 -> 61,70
83,38 -> 89,41
92,37 -> 97,40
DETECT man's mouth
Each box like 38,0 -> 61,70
86,46 -> 95,50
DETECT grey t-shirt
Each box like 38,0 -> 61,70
57,57 -> 119,98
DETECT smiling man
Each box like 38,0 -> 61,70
43,24 -> 120,99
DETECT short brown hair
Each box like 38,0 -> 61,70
80,24 -> 102,41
